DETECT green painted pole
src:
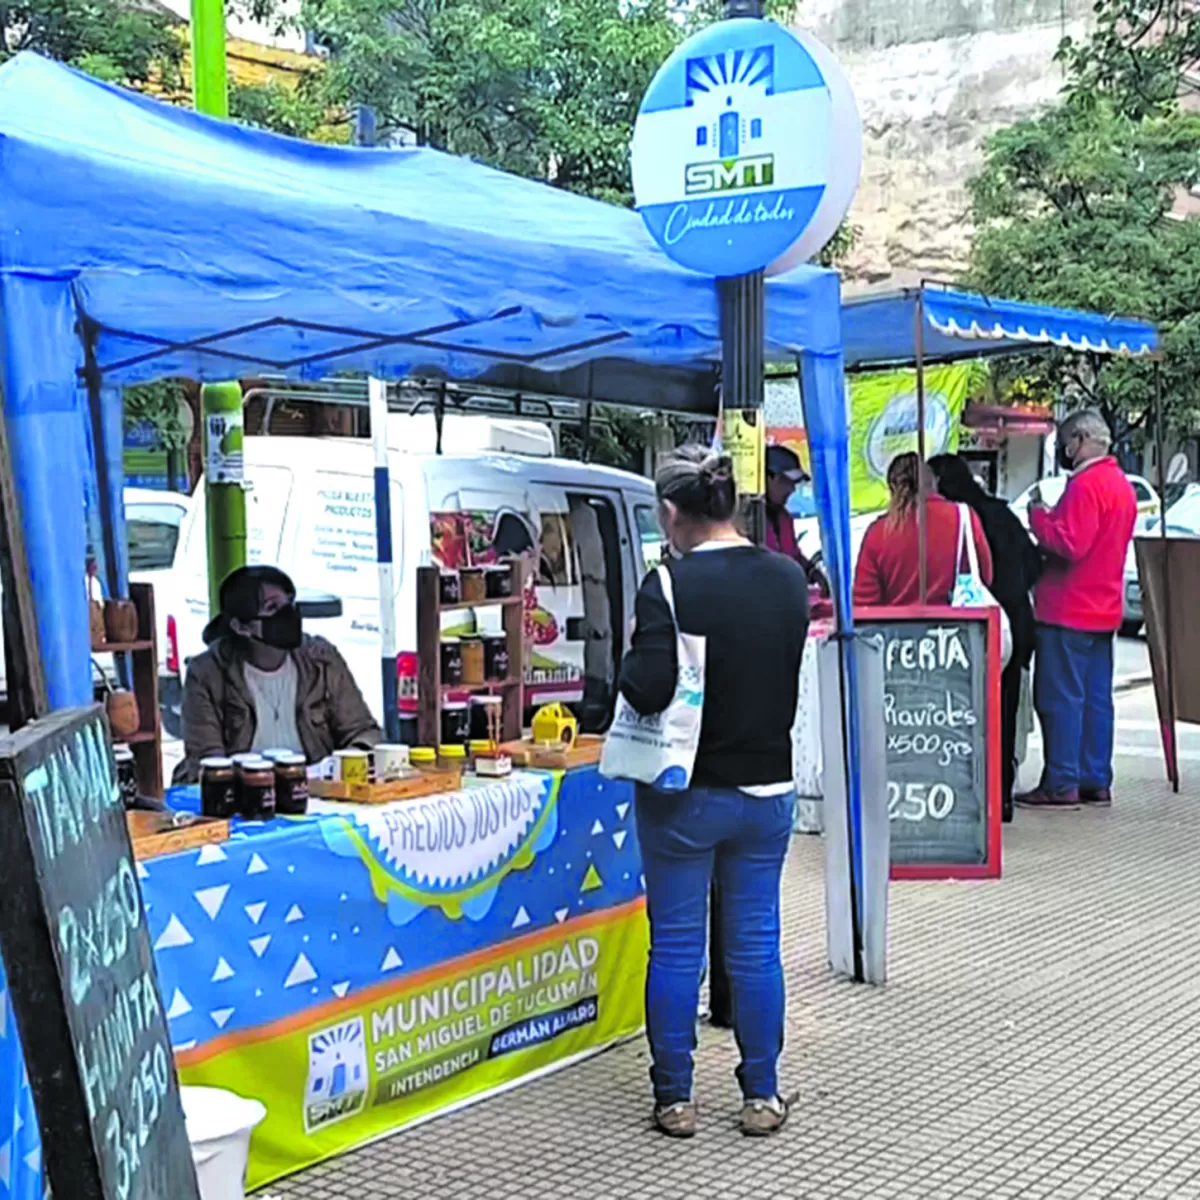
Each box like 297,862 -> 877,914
190,0 -> 228,118
201,383 -> 247,615
190,0 -> 243,615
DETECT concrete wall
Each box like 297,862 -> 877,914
799,0 -> 1094,288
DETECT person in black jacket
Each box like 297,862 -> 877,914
619,446 -> 809,1140
929,455 -> 1043,821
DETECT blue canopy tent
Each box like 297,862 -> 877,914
0,51 -> 853,709
841,285 -> 1159,368
0,54 -> 869,1200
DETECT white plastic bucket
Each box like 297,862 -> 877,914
180,1085 -> 267,1200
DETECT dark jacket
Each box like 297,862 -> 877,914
971,495 -> 1043,668
174,634 -> 382,784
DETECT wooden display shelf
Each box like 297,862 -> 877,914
417,560 -> 525,747
96,582 -> 163,800
442,677 -> 522,694
311,768 -> 463,805
440,596 -> 523,612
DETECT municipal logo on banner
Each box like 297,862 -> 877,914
304,1016 -> 369,1132
631,20 -> 860,276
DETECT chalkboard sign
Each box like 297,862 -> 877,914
0,706 -> 201,1200
858,608 -> 1002,881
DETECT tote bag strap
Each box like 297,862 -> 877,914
656,562 -> 680,626
959,503 -> 982,581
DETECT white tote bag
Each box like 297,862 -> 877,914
600,564 -> 706,792
950,503 -> 1013,667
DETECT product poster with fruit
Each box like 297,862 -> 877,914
430,511 -> 584,703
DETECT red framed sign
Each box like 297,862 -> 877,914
855,605 -> 1003,882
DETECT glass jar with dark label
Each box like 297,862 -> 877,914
440,701 -> 470,746
441,637 -> 463,685
439,570 -> 462,605
236,757 -> 277,821
274,753 -> 310,815
200,756 -> 237,819
483,634 -> 510,682
114,744 -> 138,809
484,565 -> 513,599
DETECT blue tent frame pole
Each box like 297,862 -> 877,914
355,104 -> 400,740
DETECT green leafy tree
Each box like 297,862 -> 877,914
966,0 -> 1200,454
0,0 -> 184,86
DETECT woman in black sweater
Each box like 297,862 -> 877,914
620,446 -> 809,1140
929,455 -> 1043,821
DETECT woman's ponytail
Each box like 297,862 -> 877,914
655,446 -> 739,522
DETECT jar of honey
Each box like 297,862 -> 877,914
483,634 -> 510,682
236,757 -> 277,821
460,635 -> 485,684
440,701 -> 470,746
438,744 -> 468,771
410,747 -> 438,770
199,756 -> 237,819
460,567 -> 487,604
273,753 -> 309,815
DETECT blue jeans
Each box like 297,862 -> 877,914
1034,625 -> 1116,793
635,785 -> 793,1106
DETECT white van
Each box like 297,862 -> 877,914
164,416 -> 662,734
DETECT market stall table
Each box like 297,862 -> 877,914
0,766 -> 647,1197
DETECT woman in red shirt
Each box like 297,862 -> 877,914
853,452 -> 993,607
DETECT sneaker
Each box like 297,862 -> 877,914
740,1094 -> 793,1137
1015,786 -> 1081,810
1080,787 -> 1113,808
654,1101 -> 697,1139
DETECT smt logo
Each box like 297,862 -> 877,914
304,1017 -> 369,1132
684,154 -> 775,196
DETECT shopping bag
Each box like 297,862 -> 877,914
600,564 -> 705,792
950,503 -> 1013,667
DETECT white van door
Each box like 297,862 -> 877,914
286,472 -> 405,721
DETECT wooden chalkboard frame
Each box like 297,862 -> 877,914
0,705 -> 201,1200
855,605 -> 1003,882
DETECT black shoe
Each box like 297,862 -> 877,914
1080,787 -> 1112,808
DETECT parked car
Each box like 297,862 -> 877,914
1011,473 -> 1161,534
1122,487 -> 1200,634
163,415 -> 658,735
0,486 -> 191,702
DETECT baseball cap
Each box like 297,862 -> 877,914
203,565 -> 297,643
766,444 -> 809,482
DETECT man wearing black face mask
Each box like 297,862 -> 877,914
174,566 -> 381,783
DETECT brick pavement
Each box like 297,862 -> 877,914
270,750 -> 1200,1200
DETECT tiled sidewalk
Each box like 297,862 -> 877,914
272,751 -> 1200,1199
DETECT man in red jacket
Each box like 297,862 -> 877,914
1017,411 -> 1137,810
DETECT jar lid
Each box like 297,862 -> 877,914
333,748 -> 368,757
438,745 -> 467,759
113,745 -> 135,762
483,631 -> 508,640
238,756 -> 273,771
275,753 -> 307,766
468,739 -> 495,753
440,636 -> 461,645
199,755 -> 234,768
261,748 -> 294,761
470,694 -> 503,707
460,633 -> 482,641
411,747 -> 437,762
375,743 -> 410,753
442,701 -> 469,712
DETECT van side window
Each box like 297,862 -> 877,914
634,505 -> 663,574
538,513 -> 575,587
